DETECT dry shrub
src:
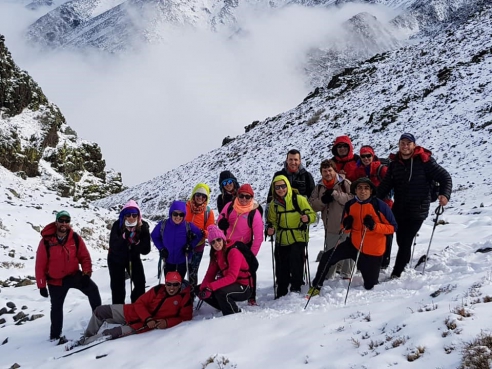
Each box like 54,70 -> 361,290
460,331 -> 492,369
407,346 -> 425,362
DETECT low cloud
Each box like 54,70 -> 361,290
0,1 -> 396,186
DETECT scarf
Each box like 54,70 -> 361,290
190,200 -> 207,214
232,198 -> 254,215
322,177 -> 336,189
123,226 -> 139,244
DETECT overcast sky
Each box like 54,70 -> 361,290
0,0 -> 396,186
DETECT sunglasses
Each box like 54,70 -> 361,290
125,213 -> 138,219
221,179 -> 234,187
238,194 -> 252,200
165,282 -> 180,287
57,218 -> 71,224
337,144 -> 349,149
274,184 -> 287,190
360,154 -> 373,159
195,193 -> 207,199
211,239 -> 223,246
172,211 -> 185,218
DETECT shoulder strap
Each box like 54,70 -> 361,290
204,206 -> 211,228
247,209 -> 257,229
44,232 -> 80,259
291,192 -> 302,215
226,202 -> 234,219
370,198 -> 383,222
151,285 -> 169,317
376,165 -> 384,182
44,238 -> 50,259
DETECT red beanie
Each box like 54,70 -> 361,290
238,183 -> 254,197
360,146 -> 375,156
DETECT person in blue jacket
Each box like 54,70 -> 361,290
151,201 -> 203,280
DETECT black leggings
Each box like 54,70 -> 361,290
202,283 -> 251,315
392,219 -> 424,277
108,258 -> 146,304
312,240 -> 382,290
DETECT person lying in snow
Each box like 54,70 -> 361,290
80,271 -> 192,345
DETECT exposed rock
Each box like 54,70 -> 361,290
2,337 -> 7,344
21,306 -> 27,310
30,314 -> 44,321
12,312 -> 26,322
15,279 -> 34,287
9,363 -> 20,369
0,318 -> 5,324
6,302 -> 15,309
0,308 -> 7,315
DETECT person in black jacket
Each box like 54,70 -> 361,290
108,200 -> 151,304
266,149 -> 316,204
377,133 -> 452,278
216,170 -> 240,213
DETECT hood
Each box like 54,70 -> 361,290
191,183 -> 211,201
169,201 -> 186,217
331,135 -> 355,160
271,174 -> 293,202
389,146 -> 432,163
41,222 -> 73,238
218,171 -> 239,191
119,199 -> 142,227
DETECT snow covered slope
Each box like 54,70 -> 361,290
94,4 -> 492,219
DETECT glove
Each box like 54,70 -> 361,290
187,230 -> 197,242
40,287 -> 49,298
363,215 -> 376,231
321,189 -> 334,204
183,244 -> 191,254
218,218 -> 229,231
159,248 -> 169,259
81,273 -> 91,288
198,287 -> 212,300
342,215 -> 354,230
299,223 -> 308,231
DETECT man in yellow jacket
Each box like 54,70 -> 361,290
267,175 -> 316,298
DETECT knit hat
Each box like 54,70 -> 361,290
195,187 -> 208,196
56,210 -> 70,221
360,146 -> 375,156
237,184 -> 254,197
207,224 -> 226,244
350,177 -> 376,195
165,271 -> 182,283
399,133 -> 416,143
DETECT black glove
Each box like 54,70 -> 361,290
187,230 -> 197,242
81,274 -> 91,288
321,189 -> 334,204
183,244 -> 191,254
198,287 -> 213,300
299,223 -> 308,231
363,215 -> 376,231
218,218 -> 229,231
40,287 -> 49,298
159,248 -> 169,259
342,215 -> 354,230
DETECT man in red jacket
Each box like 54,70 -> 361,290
81,271 -> 192,345
35,211 -> 101,342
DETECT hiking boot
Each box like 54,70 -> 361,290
57,336 -> 68,345
248,298 -> 258,306
306,287 -> 320,298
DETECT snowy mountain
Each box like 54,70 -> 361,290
0,34 -> 123,200
94,3 -> 492,220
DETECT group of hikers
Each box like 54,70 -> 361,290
35,132 -> 452,345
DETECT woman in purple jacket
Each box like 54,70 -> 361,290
197,225 -> 252,315
151,201 -> 202,281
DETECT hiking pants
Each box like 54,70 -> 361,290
274,242 -> 305,297
392,219 -> 424,277
188,250 -> 204,289
108,257 -> 146,304
312,240 -> 381,290
84,304 -> 134,344
323,232 -> 350,280
203,283 -> 251,315
48,272 -> 101,339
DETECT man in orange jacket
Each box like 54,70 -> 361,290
308,178 -> 397,296
35,210 -> 101,342
81,271 -> 192,345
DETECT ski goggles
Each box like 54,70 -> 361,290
221,179 -> 234,187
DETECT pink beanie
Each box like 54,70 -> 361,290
207,224 -> 226,244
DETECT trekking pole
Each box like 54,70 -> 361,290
270,235 -> 276,298
304,227 -> 312,289
304,229 -> 345,310
157,255 -> 166,284
344,227 -> 367,305
422,205 -> 444,275
409,233 -> 419,268
185,251 -> 190,281
195,300 -> 204,311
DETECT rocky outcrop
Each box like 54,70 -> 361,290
0,34 -> 123,200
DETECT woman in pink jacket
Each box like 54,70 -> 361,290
198,225 -> 252,315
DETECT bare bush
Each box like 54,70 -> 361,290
407,346 -> 425,362
460,331 -> 492,369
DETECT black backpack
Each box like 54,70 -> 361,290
226,242 -> 259,273
44,232 -> 80,258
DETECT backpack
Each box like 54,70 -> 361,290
160,219 -> 191,242
226,242 -> 259,273
376,157 -> 390,182
225,202 -> 263,231
44,232 -> 80,259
